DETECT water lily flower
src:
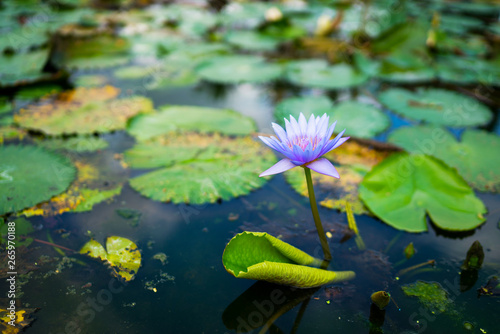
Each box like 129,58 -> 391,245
259,113 -> 348,178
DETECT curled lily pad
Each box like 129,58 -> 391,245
359,153 -> 486,232
126,133 -> 275,205
378,88 -> 492,127
15,86 -> 153,135
80,236 -> 141,282
0,145 -> 76,215
388,126 -> 500,192
285,59 -> 368,90
196,55 -> 283,84
222,231 -> 355,288
127,105 -> 256,141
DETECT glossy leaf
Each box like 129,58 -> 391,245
0,146 -> 76,215
127,105 -> 256,141
378,88 -> 492,127
222,232 -> 355,288
359,153 -> 486,232
388,126 -> 500,192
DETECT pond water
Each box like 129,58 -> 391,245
1,1 -> 500,333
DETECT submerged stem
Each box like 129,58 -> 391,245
304,167 -> 332,261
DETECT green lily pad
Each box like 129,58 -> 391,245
37,136 -> 109,153
378,88 -> 492,127
274,96 -> 333,125
126,133 -> 275,205
0,126 -> 26,143
285,59 -> 368,90
196,55 -> 283,84
329,101 -> 390,139
15,86 -> 153,135
0,49 -> 54,87
73,74 -> 108,87
0,217 -> 34,247
80,236 -> 141,282
0,99 -> 12,115
56,35 -> 130,69
388,126 -> 500,192
127,105 -> 256,141
222,231 -> 355,288
402,281 -> 453,314
15,85 -> 63,101
359,153 -> 486,232
224,30 -> 281,52
0,145 -> 76,215
21,155 -> 124,217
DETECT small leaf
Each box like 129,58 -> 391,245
404,242 -> 415,259
80,236 -> 141,282
222,231 -> 355,288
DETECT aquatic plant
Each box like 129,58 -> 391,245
259,113 -> 348,260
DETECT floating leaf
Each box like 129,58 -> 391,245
0,145 -> 76,215
325,139 -> 400,169
378,88 -> 492,127
285,165 -> 368,214
359,153 -> 486,232
404,242 -> 415,259
222,231 -> 355,288
127,105 -> 256,141
285,59 -> 368,89
80,236 -> 141,282
0,307 -> 38,333
15,86 -> 153,135
21,156 -> 125,217
329,101 -> 390,138
224,30 -> 281,52
0,126 -> 26,143
37,136 -> 108,153
196,55 -> 283,84
56,35 -> 130,69
388,126 -> 500,192
0,49 -> 57,87
126,133 -> 275,204
0,217 -> 34,247
402,281 -> 453,314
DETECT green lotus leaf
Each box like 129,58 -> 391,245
224,30 -> 281,52
0,145 -> 76,215
127,105 -> 256,141
329,101 -> 390,138
378,88 -> 492,127
285,59 -> 368,90
160,5 -> 218,38
0,98 -> 12,115
37,136 -> 108,153
0,217 -> 34,247
15,86 -> 153,135
222,231 -> 355,288
274,96 -> 334,125
388,126 -> 500,192
80,236 -> 141,282
402,281 -> 453,314
196,55 -> 283,84
359,153 -> 487,232
72,186 -> 122,213
126,133 -> 275,204
56,35 -> 130,69
15,85 -> 63,102
0,49 -> 55,88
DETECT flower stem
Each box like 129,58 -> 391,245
304,167 -> 332,261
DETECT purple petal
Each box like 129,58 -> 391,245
306,114 -> 316,137
298,113 -> 307,135
331,136 -> 349,150
289,115 -> 301,136
259,159 -> 296,177
272,123 -> 288,144
284,119 -> 295,138
259,136 -> 281,152
306,158 -> 340,178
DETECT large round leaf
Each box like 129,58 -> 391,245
378,88 -> 492,127
285,59 -> 368,90
359,153 -> 486,232
388,126 -> 500,192
222,231 -> 355,288
0,145 -> 76,215
329,101 -> 390,138
127,105 -> 257,141
15,86 -> 153,135
126,133 -> 276,204
196,55 -> 283,84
